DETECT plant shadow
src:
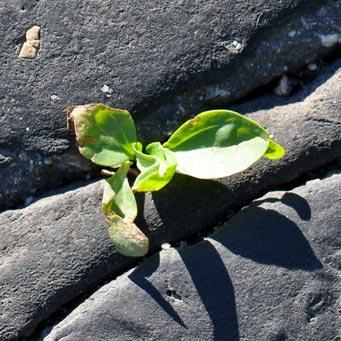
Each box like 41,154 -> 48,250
179,241 -> 240,340
130,192 -> 321,340
212,193 -> 321,271
252,192 -> 311,220
140,173 -> 230,245
128,253 -> 188,329
128,241 -> 240,341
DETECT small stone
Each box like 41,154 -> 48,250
25,127 -> 30,132
308,63 -> 317,71
50,95 -> 60,102
219,40 -> 243,53
274,75 -> 290,96
19,26 -> 41,59
161,243 -> 171,250
273,74 -> 298,96
288,30 -> 296,37
318,33 -> 340,48
43,157 -> 53,165
100,84 -> 113,97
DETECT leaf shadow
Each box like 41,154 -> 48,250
252,192 -> 311,221
212,196 -> 321,271
128,253 -> 188,329
144,173 -> 229,244
128,241 -> 239,340
179,241 -> 240,341
129,192 -> 321,340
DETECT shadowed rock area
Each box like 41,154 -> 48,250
0,61 -> 340,340
45,173 -> 341,341
0,0 -> 340,209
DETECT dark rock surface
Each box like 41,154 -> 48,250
0,181 -> 135,340
45,173 -> 341,341
1,0 -> 340,209
0,62 -> 340,340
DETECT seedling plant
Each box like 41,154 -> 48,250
69,104 -> 285,257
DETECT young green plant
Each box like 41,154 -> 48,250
69,104 -> 285,257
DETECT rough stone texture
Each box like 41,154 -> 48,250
45,173 -> 341,341
1,0 -> 340,209
0,62 -> 340,340
0,182 -> 134,340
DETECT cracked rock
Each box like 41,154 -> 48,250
1,0 -> 340,209
45,173 -> 341,341
0,60 -> 340,340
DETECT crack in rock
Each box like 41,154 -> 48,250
1,60 -> 340,339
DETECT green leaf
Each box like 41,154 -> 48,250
263,139 -> 286,159
163,110 -> 271,179
102,161 -> 148,257
102,161 -> 137,221
69,103 -> 136,167
108,216 -> 149,257
132,142 -> 177,192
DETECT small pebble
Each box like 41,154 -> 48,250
26,127 -> 30,132
318,33 -> 340,48
50,95 -> 60,102
19,26 -> 41,59
288,30 -> 296,38
100,84 -> 113,97
44,157 -> 53,165
274,75 -> 290,96
161,243 -> 171,250
308,63 -> 317,71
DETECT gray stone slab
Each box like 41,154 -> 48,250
0,61 -> 340,339
45,173 -> 341,341
0,181 -> 134,340
1,0 -> 339,209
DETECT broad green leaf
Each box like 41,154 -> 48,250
263,139 -> 286,159
172,137 -> 269,178
69,103 -> 136,167
108,216 -> 149,257
102,161 -> 137,221
163,110 -> 272,179
132,142 -> 177,192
